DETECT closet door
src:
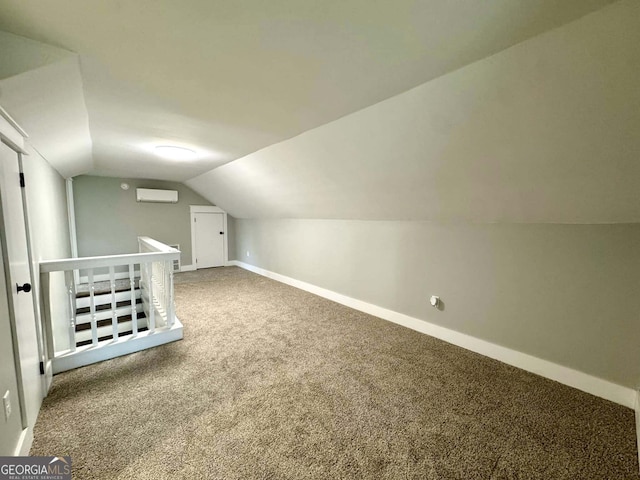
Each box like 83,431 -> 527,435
0,141 -> 41,432
0,220 -> 23,455
194,212 -> 225,268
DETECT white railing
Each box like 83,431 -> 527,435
138,236 -> 178,331
39,237 -> 182,373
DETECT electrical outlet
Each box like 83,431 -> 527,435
3,391 -> 10,422
246,251 -> 250,257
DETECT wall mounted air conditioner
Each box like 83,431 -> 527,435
136,188 -> 178,203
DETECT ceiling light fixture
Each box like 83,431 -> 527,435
154,145 -> 197,160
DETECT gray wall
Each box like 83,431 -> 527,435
74,175 -> 212,267
233,219 -> 640,389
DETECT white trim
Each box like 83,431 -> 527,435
0,105 -> 28,153
66,178 -> 78,259
44,360 -> 53,392
14,427 -> 33,456
40,251 -> 178,273
635,388 -> 640,470
190,213 -> 196,268
0,106 -> 28,139
180,264 -> 196,272
52,318 -> 183,374
66,178 -> 80,285
189,205 -> 225,214
223,213 -> 228,266
229,260 -> 635,409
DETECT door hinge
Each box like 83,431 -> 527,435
39,361 -> 44,375
19,173 -> 25,188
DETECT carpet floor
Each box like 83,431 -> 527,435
31,266 -> 638,479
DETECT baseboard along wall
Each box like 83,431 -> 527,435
14,427 -> 33,456
229,260 -> 635,409
636,389 -> 640,469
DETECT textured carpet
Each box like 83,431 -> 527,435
31,266 -> 639,479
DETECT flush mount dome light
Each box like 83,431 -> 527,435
154,145 -> 197,160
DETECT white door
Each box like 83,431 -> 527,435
194,213 -> 225,268
0,229 -> 24,455
0,141 -> 41,430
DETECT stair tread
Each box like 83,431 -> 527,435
76,298 -> 142,315
75,313 -> 147,332
74,304 -> 145,325
76,326 -> 150,347
76,279 -> 140,297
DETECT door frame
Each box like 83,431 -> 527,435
189,205 -> 228,269
0,106 -> 37,455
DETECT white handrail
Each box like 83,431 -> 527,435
138,236 -> 179,254
40,251 -> 178,273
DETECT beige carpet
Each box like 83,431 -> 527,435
31,266 -> 638,479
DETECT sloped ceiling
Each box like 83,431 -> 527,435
0,0 -> 617,183
0,0 -> 635,223
0,31 -> 92,177
0,29 -> 70,80
186,0 -> 640,223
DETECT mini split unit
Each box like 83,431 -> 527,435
136,188 -> 179,203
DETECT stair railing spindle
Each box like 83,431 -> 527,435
64,270 -> 77,352
109,266 -> 118,342
167,260 -> 175,328
129,263 -> 138,335
164,262 -> 169,324
88,269 -> 98,346
147,261 -> 155,333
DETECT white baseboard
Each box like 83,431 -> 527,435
44,359 -> 53,392
180,264 -> 196,272
14,427 -> 33,456
229,260 -> 635,409
635,389 -> 640,469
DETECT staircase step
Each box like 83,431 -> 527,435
76,278 -> 140,298
75,317 -> 149,345
75,304 -> 144,325
76,298 -> 141,315
76,289 -> 141,309
75,313 -> 147,332
76,326 -> 149,347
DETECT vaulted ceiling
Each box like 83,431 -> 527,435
0,0 -> 636,222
